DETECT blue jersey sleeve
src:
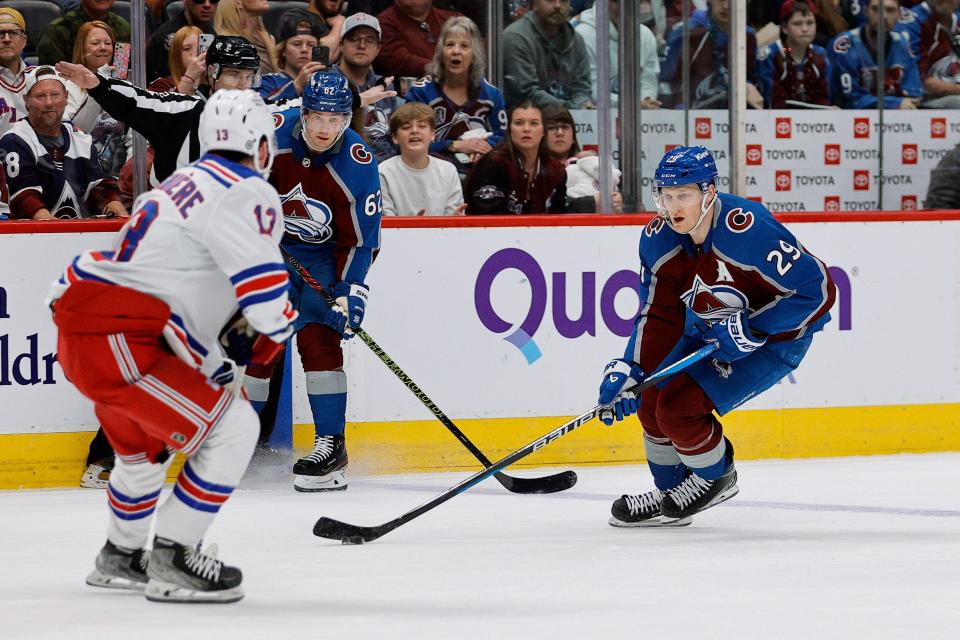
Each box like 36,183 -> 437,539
330,133 -> 382,285
756,43 -> 776,107
485,82 -> 508,148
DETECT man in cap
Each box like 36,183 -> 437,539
0,66 -> 126,219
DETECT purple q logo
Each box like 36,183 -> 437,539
474,248 -> 641,364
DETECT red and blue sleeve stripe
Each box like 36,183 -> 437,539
230,262 -> 290,310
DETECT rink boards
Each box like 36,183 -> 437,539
1,214 -> 959,488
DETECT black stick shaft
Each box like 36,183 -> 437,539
281,248 -> 576,494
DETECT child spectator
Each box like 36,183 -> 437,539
758,0 -> 832,108
379,103 -> 464,216
828,0 -> 922,108
258,9 -> 327,101
405,16 -> 506,177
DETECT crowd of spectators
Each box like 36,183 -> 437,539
0,0 -> 956,226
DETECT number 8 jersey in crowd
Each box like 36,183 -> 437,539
47,153 -> 297,378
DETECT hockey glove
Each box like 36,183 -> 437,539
597,359 -> 645,426
219,314 -> 285,368
332,281 -> 369,336
703,309 -> 767,362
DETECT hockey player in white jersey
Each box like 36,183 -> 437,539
48,90 -> 296,604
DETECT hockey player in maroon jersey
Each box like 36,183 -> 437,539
598,146 -> 836,527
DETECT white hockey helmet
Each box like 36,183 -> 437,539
198,89 -> 276,178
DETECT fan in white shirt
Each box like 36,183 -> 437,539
378,102 -> 465,216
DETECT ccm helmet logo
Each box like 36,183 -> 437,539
824,144 -> 841,165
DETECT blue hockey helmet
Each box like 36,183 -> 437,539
654,146 -> 718,191
302,70 -> 355,114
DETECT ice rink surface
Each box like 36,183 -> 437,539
3,453 -> 959,640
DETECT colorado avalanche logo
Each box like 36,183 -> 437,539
645,216 -> 666,237
725,207 -> 754,233
681,275 -> 748,323
279,184 -> 333,244
53,184 -> 80,219
272,113 -> 284,128
350,143 -> 372,165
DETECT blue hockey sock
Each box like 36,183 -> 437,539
250,399 -> 266,415
648,461 -> 688,491
305,371 -> 347,436
682,438 -> 734,481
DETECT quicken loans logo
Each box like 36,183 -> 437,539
473,249 -> 640,364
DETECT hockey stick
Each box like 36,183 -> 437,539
281,248 -> 578,495
313,342 -> 719,544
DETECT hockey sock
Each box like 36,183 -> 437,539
679,437 -> 732,481
106,455 -> 172,550
643,436 -> 686,491
243,375 -> 271,415
305,371 -> 347,436
154,400 -> 258,546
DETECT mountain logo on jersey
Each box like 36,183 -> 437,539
681,275 -> 748,323
279,184 -> 333,244
52,183 -> 81,219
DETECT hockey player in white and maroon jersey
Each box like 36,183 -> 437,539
48,90 -> 296,604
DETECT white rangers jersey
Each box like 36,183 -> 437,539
48,153 -> 297,377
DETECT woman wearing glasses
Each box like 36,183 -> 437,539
405,16 -> 506,177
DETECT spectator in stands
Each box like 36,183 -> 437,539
56,35 -> 263,185
925,142 -> 960,208
661,0 -> 763,109
379,103 -> 464,216
502,0 -> 593,109
405,16 -> 505,176
335,12 -> 402,162
376,0 -> 462,80
259,9 -> 327,101
812,0 -> 850,47
145,0 -> 216,83
574,0 -> 661,108
147,25 -> 203,93
38,0 -> 131,66
466,100 -> 583,214
70,21 -> 129,177
0,66 -> 125,219
917,0 -> 960,108
828,0 -> 922,108
215,0 -> 279,75
758,1 -> 832,109
540,104 -> 623,213
0,8 -> 31,134
304,0 -> 347,62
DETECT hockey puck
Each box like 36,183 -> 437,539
342,536 -> 365,545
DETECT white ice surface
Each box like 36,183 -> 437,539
2,454 -> 960,640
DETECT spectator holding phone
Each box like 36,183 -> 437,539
215,0 -> 279,75
147,26 -> 203,94
259,9 -> 328,101
38,0 -> 131,66
69,20 -> 130,177
146,0 -> 216,84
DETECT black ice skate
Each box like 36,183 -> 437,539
85,540 -> 149,591
609,488 -> 692,527
145,537 -> 243,604
660,465 -> 739,522
293,434 -> 347,492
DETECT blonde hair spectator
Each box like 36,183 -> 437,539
214,0 -> 279,74
71,20 -> 115,68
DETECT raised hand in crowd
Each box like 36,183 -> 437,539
179,51 -> 208,94
293,61 -> 329,95
359,76 -> 398,106
54,61 -> 101,90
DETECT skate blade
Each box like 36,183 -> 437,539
80,466 -> 109,489
608,516 -> 692,528
293,470 -> 347,492
144,580 -> 243,604
662,486 -> 741,522
85,569 -> 146,591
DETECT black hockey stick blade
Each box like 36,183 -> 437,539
314,517 -> 393,545
493,469 -> 578,494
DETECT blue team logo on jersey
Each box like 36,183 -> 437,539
279,184 -> 333,244
681,275 -> 748,324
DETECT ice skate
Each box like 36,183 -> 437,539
145,537 -> 243,604
660,465 -> 739,522
609,489 -> 692,528
80,457 -> 114,489
86,540 -> 150,591
293,434 -> 348,492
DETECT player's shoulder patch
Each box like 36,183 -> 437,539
724,207 -> 755,234
272,112 -> 284,129
644,215 -> 667,237
350,143 -> 373,165
832,33 -> 852,55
